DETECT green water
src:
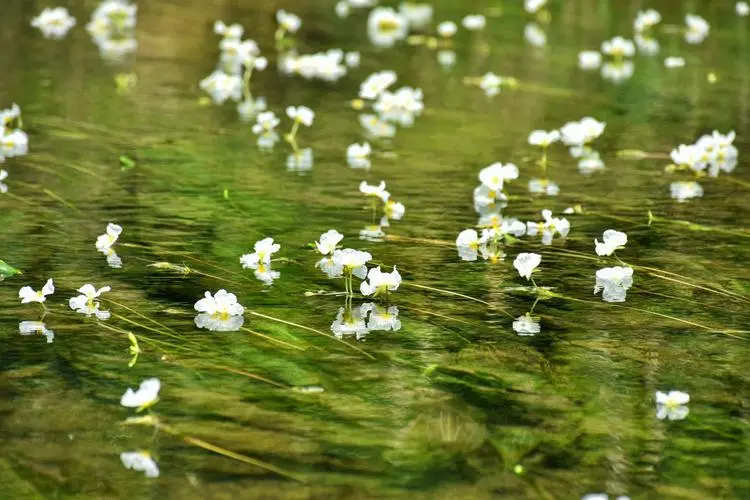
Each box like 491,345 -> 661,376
1,1 -> 750,498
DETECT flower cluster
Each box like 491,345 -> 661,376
356,71 -> 424,139
667,130 -> 738,200
86,0 -> 137,60
526,209 -> 570,245
96,222 -> 123,268
331,302 -> 401,341
280,48 -> 358,83
358,181 -> 405,240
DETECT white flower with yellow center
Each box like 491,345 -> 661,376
367,304 -> 402,332
684,14 -> 709,44
359,114 -> 397,139
95,223 -> 122,252
367,7 -> 409,47
634,9 -> 661,33
69,284 -> 111,312
120,378 -> 160,411
332,248 -> 372,279
199,70 -> 243,104
359,70 -> 398,100
359,180 -> 390,203
670,181 -> 703,202
601,36 -> 635,59
528,130 -> 561,147
286,106 -> 315,127
240,237 -> 280,269
19,321 -> 55,343
120,451 -> 159,478
0,129 -> 29,158
213,20 -> 243,40
31,7 -> 77,39
316,230 -> 344,256
479,162 -> 519,192
252,111 -> 280,135
276,10 -> 302,33
360,266 -> 402,297
19,279 -> 55,304
194,289 -> 245,331
655,390 -> 690,420
384,200 -> 405,220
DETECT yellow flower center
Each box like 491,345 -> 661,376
377,18 -> 400,33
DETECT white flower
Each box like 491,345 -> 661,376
601,37 -> 635,58
253,262 -> 280,286
513,253 -> 542,281
0,130 -> 29,158
513,314 -> 540,335
120,378 -> 160,409
276,10 -> 301,33
601,61 -> 635,83
69,284 -> 111,311
437,50 -> 457,68
367,304 -> 402,332
335,1 -> 351,18
739,2 -> 750,16
120,451 -> 159,478
286,106 -> 315,127
462,14 -> 486,31
528,178 -> 559,196
578,51 -> 602,70
528,130 -> 560,147
524,23 -> 547,47
332,249 -> 372,279
684,14 -> 709,44
456,229 -> 480,261
526,209 -> 570,245
634,34 -> 660,56
634,9 -> 661,33
193,290 -> 244,331
347,142 -> 372,169
437,21 -> 457,38
384,200 -> 405,220
474,184 -> 509,212
594,229 -> 627,256
367,7 -> 409,48
331,304 -> 370,340
359,180 -> 390,203
655,390 -> 690,420
213,20 -> 243,40
359,70 -> 397,100
479,162 -> 519,191
286,148 -> 315,172
578,154 -> 605,174
19,321 -> 55,343
19,279 -> 54,304
252,111 -> 280,135
664,56 -> 685,69
525,0 -> 547,14
95,223 -> 122,251
31,7 -> 77,39
316,256 -> 344,278
399,2 -> 433,31
345,51 -> 360,67
359,114 -> 397,138
199,70 -> 243,104
560,117 -> 606,145
594,266 -> 634,303
237,96 -> 267,122
316,230 -> 344,256
360,266 -> 402,297
670,181 -> 703,202
240,238 -> 280,269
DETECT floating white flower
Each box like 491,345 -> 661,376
739,2 -> 750,16
367,7 -> 409,47
513,253 -> 542,281
345,51 -> 360,68
360,225 -> 385,242
316,230 -> 344,256
252,111 -> 280,135
252,262 -> 280,286
513,314 -> 540,336
360,266 -> 401,297
240,237 -> 280,269
399,2 -> 433,31
684,14 -> 709,44
347,142 -> 371,169
528,178 -> 559,196
276,10 -> 302,34
19,321 -> 55,343
479,72 -> 503,97
524,23 -> 547,47
578,51 -> 602,70
194,289 -> 245,331
331,303 -> 370,340
479,162 -> 519,192
0,129 -> 29,159
332,248 -> 372,279
359,70 -> 397,100
237,96 -> 267,122
69,284 -> 111,318
199,70 -> 243,104
367,304 -> 401,332
594,266 -> 633,303
525,0 -> 547,14
578,153 -> 605,174
462,14 -> 486,31
120,451 -> 160,478
373,86 -> 424,127
526,209 -> 570,245
594,229 -> 627,256
120,378 -> 160,410
456,229 -> 480,261
655,390 -> 690,420
31,7 -> 77,39
601,37 -> 635,59
316,256 -> 344,279
634,34 -> 660,56
286,106 -> 315,127
670,181 -> 703,202
86,0 -> 137,60
634,9 -> 661,33
437,21 -> 457,38
664,56 -> 685,68
528,130 -> 561,147
359,114 -> 397,139
560,117 -> 606,146
95,223 -> 122,251
359,180 -> 390,203
19,279 -> 54,304
384,200 -> 405,220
